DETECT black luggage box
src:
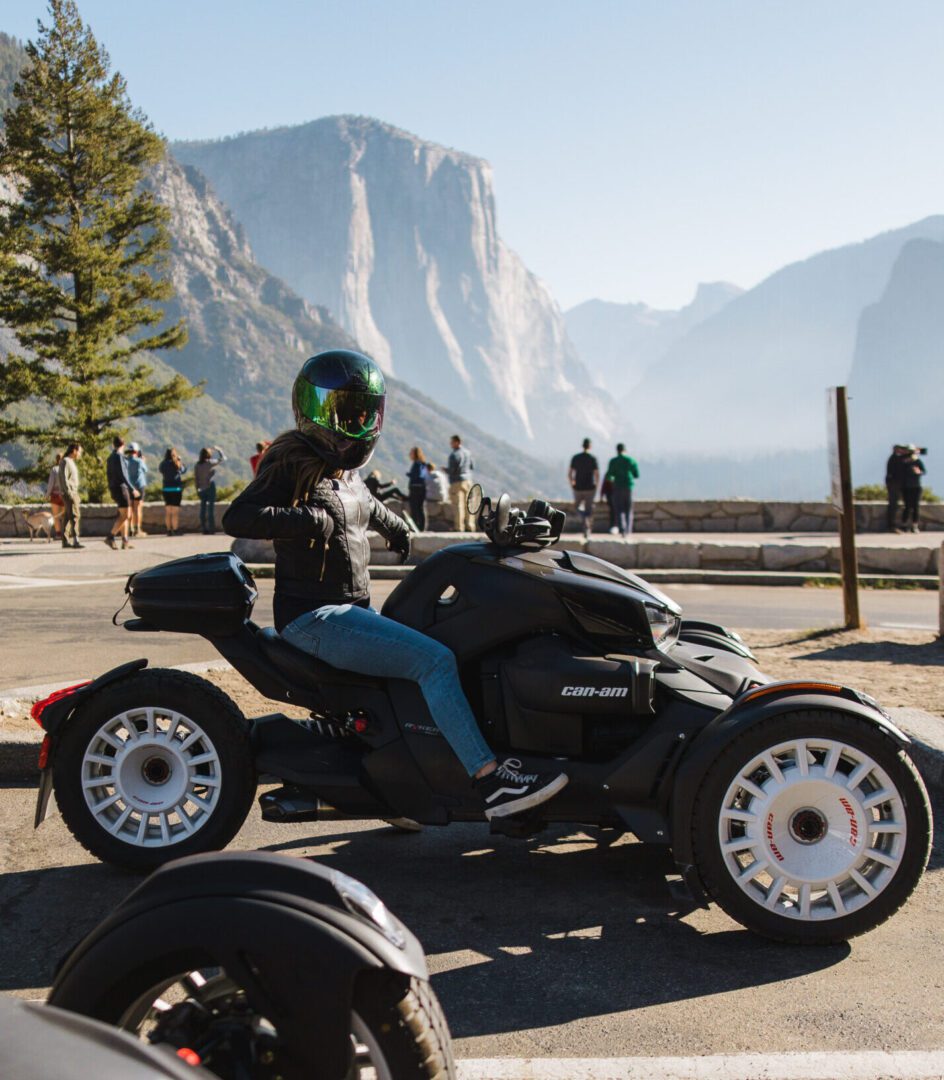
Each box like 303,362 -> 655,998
127,552 -> 257,637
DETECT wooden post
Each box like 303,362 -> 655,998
828,387 -> 864,629
939,542 -> 943,638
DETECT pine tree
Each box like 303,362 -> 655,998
0,0 -> 199,499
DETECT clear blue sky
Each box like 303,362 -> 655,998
4,0 -> 943,309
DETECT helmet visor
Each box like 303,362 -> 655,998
296,381 -> 385,440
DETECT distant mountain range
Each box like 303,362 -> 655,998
565,282 -> 742,398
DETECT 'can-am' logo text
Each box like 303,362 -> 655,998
561,686 -> 629,698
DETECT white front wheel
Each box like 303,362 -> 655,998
693,711 -> 931,944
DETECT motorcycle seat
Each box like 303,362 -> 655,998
256,626 -> 383,689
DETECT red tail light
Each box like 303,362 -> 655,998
30,681 -> 91,727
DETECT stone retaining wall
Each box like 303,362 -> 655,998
231,532 -> 941,577
3,498 -> 943,538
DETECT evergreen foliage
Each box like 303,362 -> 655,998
0,0 -> 199,499
0,33 -> 27,118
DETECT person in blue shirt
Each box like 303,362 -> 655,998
406,446 -> 428,531
125,443 -> 149,537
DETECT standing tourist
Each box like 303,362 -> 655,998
46,452 -> 64,538
57,443 -> 83,549
425,462 -> 449,509
407,447 -> 428,531
605,443 -> 640,538
250,440 -> 270,476
194,446 -> 226,535
105,435 -> 138,549
568,437 -> 600,538
885,444 -> 908,533
447,434 -> 475,532
125,443 -> 148,537
899,445 -> 927,534
159,447 -> 187,536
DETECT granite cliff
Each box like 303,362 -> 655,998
173,116 -> 616,453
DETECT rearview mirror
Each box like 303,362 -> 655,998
466,483 -> 484,517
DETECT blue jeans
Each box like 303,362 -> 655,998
612,486 -> 633,535
199,483 -> 216,532
282,604 -> 494,777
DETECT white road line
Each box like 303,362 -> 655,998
457,1050 -> 944,1079
0,575 -> 118,590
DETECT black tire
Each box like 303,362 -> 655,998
52,945 -> 454,1080
352,972 -> 456,1080
691,709 -> 932,945
53,669 -> 255,871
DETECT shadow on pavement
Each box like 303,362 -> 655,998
6,806 -> 941,1037
798,638 -> 944,666
263,823 -> 850,1037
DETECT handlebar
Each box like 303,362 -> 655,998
472,489 -> 566,550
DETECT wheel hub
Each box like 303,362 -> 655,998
790,806 -> 828,844
81,706 -> 222,847
142,756 -> 172,785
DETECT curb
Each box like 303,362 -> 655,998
246,565 -> 940,589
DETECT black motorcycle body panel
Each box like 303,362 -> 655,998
0,998 -> 210,1079
49,852 -> 428,1080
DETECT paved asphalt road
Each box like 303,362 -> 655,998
0,576 -> 937,692
1,783 -> 941,1059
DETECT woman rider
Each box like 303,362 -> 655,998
223,350 -> 567,819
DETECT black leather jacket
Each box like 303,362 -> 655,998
222,441 -> 408,625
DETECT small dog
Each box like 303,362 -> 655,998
23,509 -> 56,542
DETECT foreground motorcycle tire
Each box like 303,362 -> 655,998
691,709 -> 932,945
53,669 -> 255,871
51,959 -> 454,1080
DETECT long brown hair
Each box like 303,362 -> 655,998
260,430 -> 337,504
410,446 -> 426,463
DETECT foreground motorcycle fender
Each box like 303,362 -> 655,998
49,853 -> 429,1080
669,687 -> 911,899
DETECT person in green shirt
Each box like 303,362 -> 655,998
605,443 -> 639,537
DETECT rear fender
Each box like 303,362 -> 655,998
49,852 -> 427,1079
36,659 -> 148,735
668,688 -> 910,876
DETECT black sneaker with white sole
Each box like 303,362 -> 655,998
477,758 -> 568,819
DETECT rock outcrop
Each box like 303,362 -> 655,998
173,116 -> 616,453
848,238 -> 944,482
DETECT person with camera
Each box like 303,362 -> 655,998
899,445 -> 927,534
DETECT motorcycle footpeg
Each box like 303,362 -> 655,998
489,813 -> 547,840
259,785 -> 322,823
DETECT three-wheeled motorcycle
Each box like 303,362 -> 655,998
32,488 -> 932,944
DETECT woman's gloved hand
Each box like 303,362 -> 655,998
388,530 -> 411,564
312,506 -> 335,542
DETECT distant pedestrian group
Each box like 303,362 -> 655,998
569,438 -> 639,538
885,443 -> 927,533
361,435 -> 470,533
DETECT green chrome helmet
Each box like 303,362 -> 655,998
292,350 -> 386,471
